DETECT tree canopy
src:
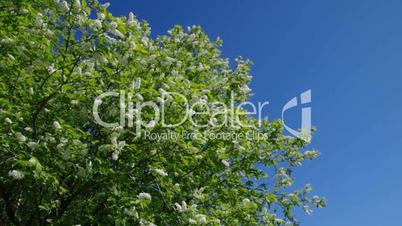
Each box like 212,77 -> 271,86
0,0 -> 325,225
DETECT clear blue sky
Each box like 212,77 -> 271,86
109,1 -> 402,225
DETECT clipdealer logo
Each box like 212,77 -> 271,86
92,79 -> 312,141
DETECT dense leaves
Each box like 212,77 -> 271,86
0,0 -> 325,225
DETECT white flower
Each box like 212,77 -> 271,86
85,60 -> 95,72
131,78 -> 141,90
76,67 -> 82,75
277,168 -> 287,177
70,100 -> 79,105
29,87 -> 34,95
28,142 -> 39,149
5,117 -> 12,124
127,12 -> 134,26
137,192 -> 151,200
242,198 -> 255,209
0,38 -> 15,44
112,138 -> 125,151
60,1 -> 69,12
193,187 -> 205,200
304,184 -> 313,193
98,55 -> 108,64
47,65 -> 56,74
181,201 -> 187,210
303,205 -> 313,215
124,207 -> 138,218
8,170 -> 24,180
93,19 -> 102,30
109,133 -> 118,144
174,203 -> 182,212
104,34 -> 117,44
281,178 -> 293,187
195,214 -> 208,224
8,54 -> 15,61
28,157 -> 38,165
72,139 -> 81,146
173,201 -> 189,213
188,218 -> 197,224
129,41 -> 136,50
135,93 -> 144,101
20,8 -> 29,14
24,127 -> 33,132
113,29 -> 124,39
56,142 -> 65,150
45,28 -> 54,36
240,84 -> 251,94
139,219 -> 156,226
73,0 -> 81,10
304,150 -> 320,159
221,159 -> 230,167
141,37 -> 149,46
35,13 -> 43,27
234,142 -> 245,151
109,21 -> 118,29
97,12 -> 105,20
16,132 -> 27,142
48,136 -> 55,143
275,218 -> 285,224
53,121 -> 61,130
158,88 -> 168,95
111,151 -> 119,161
112,126 -> 124,132
154,168 -> 168,177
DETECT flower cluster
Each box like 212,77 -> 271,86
0,0 -> 324,225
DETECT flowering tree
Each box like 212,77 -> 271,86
0,0 -> 325,225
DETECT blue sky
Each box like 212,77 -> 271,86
109,1 -> 402,225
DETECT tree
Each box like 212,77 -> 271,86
0,0 -> 325,225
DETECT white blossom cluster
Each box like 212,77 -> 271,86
0,0 -> 325,224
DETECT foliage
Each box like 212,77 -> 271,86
0,0 -> 325,225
